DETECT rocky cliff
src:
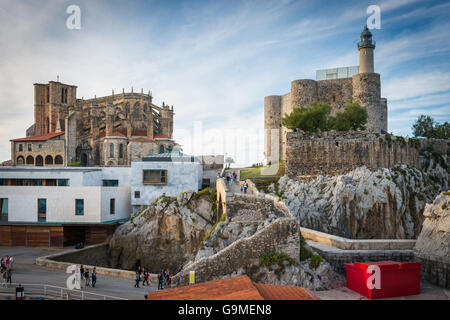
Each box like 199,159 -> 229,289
108,190 -> 215,273
273,162 -> 448,239
414,191 -> 450,258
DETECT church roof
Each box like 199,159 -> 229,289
10,131 -> 65,142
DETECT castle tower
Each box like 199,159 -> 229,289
358,25 -> 376,74
264,96 -> 282,162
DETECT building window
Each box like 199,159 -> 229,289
16,156 -> 24,166
0,199 -> 8,221
45,155 -> 53,165
119,144 -> 123,159
0,179 -> 7,186
19,144 -> 23,152
134,103 -> 140,120
38,199 -> 47,222
143,170 -> 167,185
35,155 -> 44,167
159,145 -> 165,154
75,199 -> 84,216
110,143 -> 114,158
28,144 -> 32,152
102,180 -> 119,187
58,179 -> 69,186
55,155 -> 63,165
26,156 -> 34,165
110,199 -> 115,215
134,191 -> 140,199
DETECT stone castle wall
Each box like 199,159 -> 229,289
264,74 -> 387,162
286,131 -> 423,176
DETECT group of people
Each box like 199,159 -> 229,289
134,265 -> 151,288
219,171 -> 238,186
240,181 -> 249,193
157,269 -> 173,290
1,256 -> 13,287
79,265 -> 97,288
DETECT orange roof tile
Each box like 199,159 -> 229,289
10,131 -> 65,142
146,275 -> 320,300
154,134 -> 171,139
254,283 -> 320,300
130,137 -> 155,142
106,131 -> 126,137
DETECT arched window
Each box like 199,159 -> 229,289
26,156 -> 34,165
55,155 -> 63,165
159,145 -> 165,154
143,104 -> 147,113
35,155 -> 44,167
17,156 -> 24,166
45,155 -> 53,165
134,103 -> 140,120
110,143 -> 114,158
119,144 -> 123,159
125,103 -> 130,118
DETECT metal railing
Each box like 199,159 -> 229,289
0,283 -> 127,300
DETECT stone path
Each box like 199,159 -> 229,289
0,247 -> 158,300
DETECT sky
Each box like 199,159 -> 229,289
0,0 -> 449,167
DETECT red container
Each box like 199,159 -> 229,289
345,261 -> 421,299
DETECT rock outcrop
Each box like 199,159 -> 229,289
274,163 -> 448,239
108,190 -> 215,273
414,192 -> 450,258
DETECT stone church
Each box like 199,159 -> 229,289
10,82 -> 178,167
264,26 -> 388,163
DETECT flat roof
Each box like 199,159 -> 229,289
142,152 -> 199,163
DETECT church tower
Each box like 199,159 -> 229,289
358,25 -> 376,73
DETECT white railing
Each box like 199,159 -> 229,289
0,283 -> 127,300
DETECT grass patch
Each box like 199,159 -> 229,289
443,191 -> 450,196
240,161 -> 285,180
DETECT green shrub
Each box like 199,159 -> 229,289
300,234 -> 312,261
442,203 -> 448,210
309,254 -> 322,270
443,191 -> 450,196
261,252 -> 298,267
364,189 -> 369,195
373,182 -> 377,186
386,176 -> 391,180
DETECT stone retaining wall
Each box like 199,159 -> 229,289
414,252 -> 450,289
301,227 -> 416,250
307,241 -> 415,275
35,243 -> 158,282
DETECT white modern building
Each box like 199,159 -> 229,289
0,152 -> 203,247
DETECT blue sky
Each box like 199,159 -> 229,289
0,0 -> 449,166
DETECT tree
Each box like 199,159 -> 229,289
412,115 -> 450,139
282,101 -> 331,133
282,101 -> 367,132
331,102 -> 368,131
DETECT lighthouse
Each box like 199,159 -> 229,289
358,25 -> 376,73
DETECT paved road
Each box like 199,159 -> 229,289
0,247 -> 159,300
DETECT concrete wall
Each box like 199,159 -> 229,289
130,161 -> 203,208
0,186 -> 130,223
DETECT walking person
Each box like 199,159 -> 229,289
80,265 -> 85,280
6,268 -> 11,287
142,271 -> 150,286
134,271 -> 140,288
158,271 -> 164,290
2,270 -> 6,287
85,269 -> 90,287
91,268 -> 97,288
